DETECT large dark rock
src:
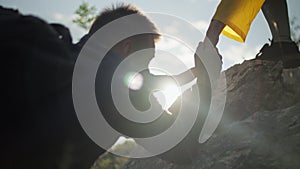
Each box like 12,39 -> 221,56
121,60 -> 300,169
221,60 -> 300,126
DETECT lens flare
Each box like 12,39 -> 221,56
124,72 -> 144,90
153,83 -> 181,115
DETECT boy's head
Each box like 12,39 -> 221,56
89,4 -> 160,58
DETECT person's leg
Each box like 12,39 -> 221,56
258,0 -> 300,68
262,0 -> 291,42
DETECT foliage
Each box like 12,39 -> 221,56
73,1 -> 97,30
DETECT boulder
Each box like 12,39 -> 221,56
121,59 -> 300,169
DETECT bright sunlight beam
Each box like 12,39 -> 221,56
153,83 -> 182,115
153,78 -> 197,115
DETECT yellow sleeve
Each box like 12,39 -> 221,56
213,0 -> 265,42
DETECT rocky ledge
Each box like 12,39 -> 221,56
121,59 -> 300,169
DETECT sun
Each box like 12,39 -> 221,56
152,83 -> 182,115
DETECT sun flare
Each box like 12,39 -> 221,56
153,83 -> 182,115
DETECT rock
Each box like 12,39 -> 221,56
122,59 -> 300,169
221,60 -> 300,126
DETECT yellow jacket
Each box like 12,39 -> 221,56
213,0 -> 265,42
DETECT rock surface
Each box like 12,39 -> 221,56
122,59 -> 300,169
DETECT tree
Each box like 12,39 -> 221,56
73,1 -> 97,30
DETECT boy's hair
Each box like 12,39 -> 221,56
89,4 -> 160,42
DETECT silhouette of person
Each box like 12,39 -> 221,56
76,4 -> 215,164
203,0 -> 300,68
76,4 -> 198,137
1,5 -> 102,169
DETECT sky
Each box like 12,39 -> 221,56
1,0 -> 300,70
